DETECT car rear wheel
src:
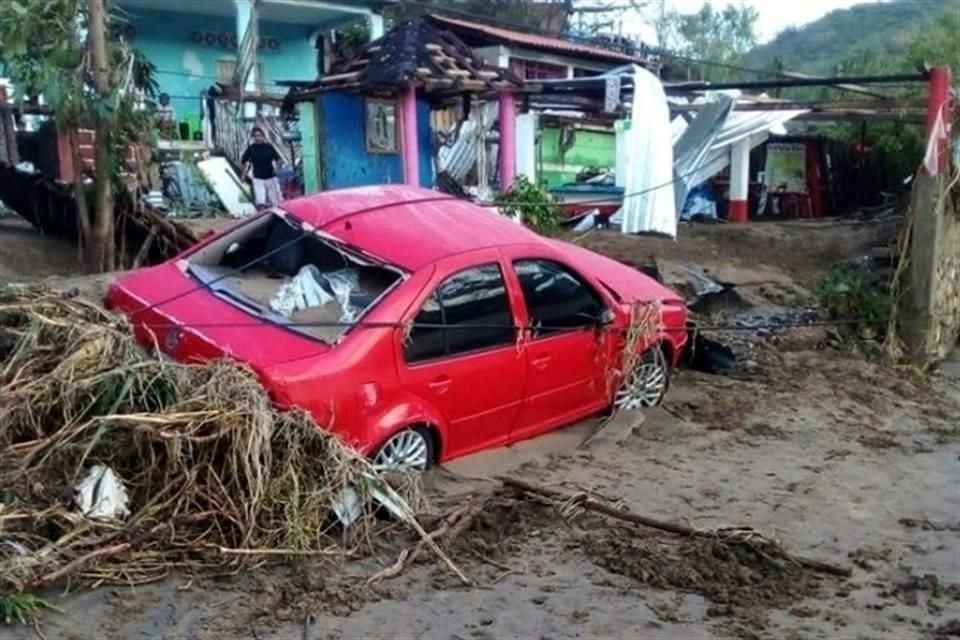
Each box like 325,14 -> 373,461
372,427 -> 433,471
614,347 -> 670,410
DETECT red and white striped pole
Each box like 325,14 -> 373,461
728,138 -> 750,223
924,66 -> 952,176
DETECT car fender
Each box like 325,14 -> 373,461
363,391 -> 449,459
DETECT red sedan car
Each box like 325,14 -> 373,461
107,186 -> 687,470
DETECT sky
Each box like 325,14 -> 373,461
626,0 -> 881,44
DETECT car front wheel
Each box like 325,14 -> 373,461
613,348 -> 670,410
372,427 -> 433,471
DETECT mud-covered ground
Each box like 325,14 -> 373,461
3,217 -> 958,639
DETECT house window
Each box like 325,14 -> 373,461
509,58 -> 567,80
365,98 -> 399,153
573,67 -> 599,78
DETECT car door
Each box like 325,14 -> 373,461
396,260 -> 526,460
508,257 -> 613,442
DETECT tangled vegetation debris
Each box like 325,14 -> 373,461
0,286 -> 421,596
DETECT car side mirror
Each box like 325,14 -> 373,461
597,308 -> 615,327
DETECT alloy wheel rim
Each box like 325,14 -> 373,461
373,430 -> 429,471
614,357 -> 667,411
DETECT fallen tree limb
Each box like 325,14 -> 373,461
367,494 -> 488,586
26,512 -> 217,590
496,475 -> 852,578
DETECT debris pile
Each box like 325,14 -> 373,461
0,287 -> 417,595
368,476 -> 850,626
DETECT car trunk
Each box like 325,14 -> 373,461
107,211 -> 405,365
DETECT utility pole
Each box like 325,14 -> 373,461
87,0 -> 115,271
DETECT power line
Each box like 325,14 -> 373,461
90,311 -> 927,366
96,315 -> 948,335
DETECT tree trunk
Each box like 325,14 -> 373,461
87,0 -> 115,272
68,130 -> 93,268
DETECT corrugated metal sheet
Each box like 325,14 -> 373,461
673,107 -> 808,193
437,101 -> 498,182
429,14 -> 642,63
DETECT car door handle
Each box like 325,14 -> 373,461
532,354 -> 552,370
428,376 -> 452,394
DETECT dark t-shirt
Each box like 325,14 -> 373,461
241,142 -> 280,179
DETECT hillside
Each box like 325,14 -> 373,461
743,0 -> 955,74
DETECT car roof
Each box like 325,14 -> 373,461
280,185 -> 546,270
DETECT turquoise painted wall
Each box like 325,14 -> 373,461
316,91 -> 434,191
127,8 -> 320,120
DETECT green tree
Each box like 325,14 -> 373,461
0,0 -> 155,272
658,2 -> 759,81
905,10 -> 960,72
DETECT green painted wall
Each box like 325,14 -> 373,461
537,124 -> 616,187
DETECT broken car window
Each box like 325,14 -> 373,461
405,293 -> 445,362
186,212 -> 403,343
405,264 -> 515,364
513,260 -> 605,337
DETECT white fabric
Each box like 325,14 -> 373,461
74,465 -> 131,521
616,65 -> 677,237
270,265 -> 333,318
252,177 -> 282,207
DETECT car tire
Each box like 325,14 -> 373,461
372,426 -> 435,471
613,346 -> 670,410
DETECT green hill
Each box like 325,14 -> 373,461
743,0 -> 956,74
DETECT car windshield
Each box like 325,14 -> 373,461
185,211 -> 405,343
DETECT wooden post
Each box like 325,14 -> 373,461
88,0 -> 115,271
0,85 -> 18,166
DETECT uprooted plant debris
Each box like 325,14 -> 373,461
367,476 -> 850,628
0,286 -> 423,595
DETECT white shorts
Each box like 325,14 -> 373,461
252,177 -> 281,207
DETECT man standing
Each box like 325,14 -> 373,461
155,93 -> 176,137
241,126 -> 282,209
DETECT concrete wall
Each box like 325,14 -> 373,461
898,173 -> 960,366
127,9 -> 318,122
315,91 -> 433,191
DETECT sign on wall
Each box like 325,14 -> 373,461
764,142 -> 807,194
366,99 -> 398,154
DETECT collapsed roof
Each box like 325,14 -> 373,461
299,19 -> 524,96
